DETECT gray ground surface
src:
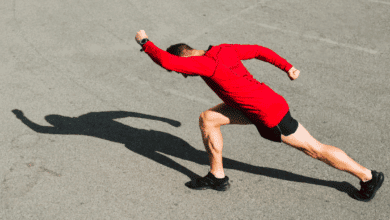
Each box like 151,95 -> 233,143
1,0 -> 389,219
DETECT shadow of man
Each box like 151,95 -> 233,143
12,109 -> 358,197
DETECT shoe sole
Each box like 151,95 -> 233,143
186,183 -> 230,191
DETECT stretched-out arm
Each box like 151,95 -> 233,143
12,110 -> 65,134
135,30 -> 215,77
142,41 -> 215,77
78,111 -> 181,127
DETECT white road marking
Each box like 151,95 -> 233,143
303,34 -> 378,54
182,2 -> 378,55
245,21 -> 378,55
368,0 -> 390,5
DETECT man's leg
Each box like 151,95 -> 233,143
199,103 -> 252,178
281,122 -> 384,201
281,123 -> 373,181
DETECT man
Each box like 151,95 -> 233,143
135,30 -> 383,201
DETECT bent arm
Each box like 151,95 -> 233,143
142,41 -> 215,77
232,44 -> 293,72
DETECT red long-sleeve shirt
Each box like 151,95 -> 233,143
143,41 -> 293,128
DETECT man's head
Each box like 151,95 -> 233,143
165,43 -> 205,76
166,43 -> 194,57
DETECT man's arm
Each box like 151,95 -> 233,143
12,110 -> 65,134
231,44 -> 300,80
135,30 -> 215,77
143,42 -> 215,76
78,111 -> 181,127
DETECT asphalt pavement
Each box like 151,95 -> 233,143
0,0 -> 389,219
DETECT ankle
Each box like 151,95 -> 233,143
362,170 -> 372,182
210,170 -> 225,179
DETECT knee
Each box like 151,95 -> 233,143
199,111 -> 220,129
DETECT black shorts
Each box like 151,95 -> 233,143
255,111 -> 298,142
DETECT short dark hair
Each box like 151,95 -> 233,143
166,43 -> 193,56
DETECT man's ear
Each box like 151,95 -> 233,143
182,49 -> 192,57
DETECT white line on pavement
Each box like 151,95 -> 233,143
246,21 -> 378,55
182,2 -> 378,55
368,0 -> 390,5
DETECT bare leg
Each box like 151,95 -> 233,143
199,103 -> 251,178
281,123 -> 372,182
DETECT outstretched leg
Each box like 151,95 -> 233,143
199,103 -> 251,178
281,123 -> 372,181
281,122 -> 384,201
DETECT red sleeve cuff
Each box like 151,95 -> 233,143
142,40 -> 153,51
284,63 -> 293,73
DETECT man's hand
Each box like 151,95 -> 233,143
135,30 -> 149,45
287,67 -> 300,81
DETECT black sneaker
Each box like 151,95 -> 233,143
353,170 -> 384,202
185,172 -> 230,191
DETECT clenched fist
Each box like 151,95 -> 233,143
287,67 -> 300,81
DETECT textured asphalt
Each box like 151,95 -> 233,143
0,0 -> 389,219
